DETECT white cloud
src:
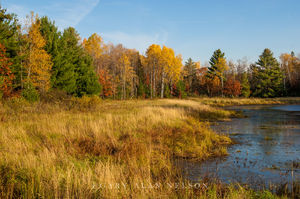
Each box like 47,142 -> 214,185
102,31 -> 169,53
6,4 -> 29,25
5,0 -> 100,30
46,0 -> 100,29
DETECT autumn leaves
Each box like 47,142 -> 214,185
145,44 -> 182,99
23,13 -> 52,92
0,6 -> 300,101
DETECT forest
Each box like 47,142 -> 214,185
0,7 -> 300,102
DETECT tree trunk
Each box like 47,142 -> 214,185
170,79 -> 173,96
150,69 -> 153,99
161,71 -> 165,98
153,64 -> 156,98
221,76 -> 224,97
123,65 -> 126,100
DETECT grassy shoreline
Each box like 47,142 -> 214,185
190,97 -> 300,107
0,97 -> 299,198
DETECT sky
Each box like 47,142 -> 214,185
2,0 -> 300,64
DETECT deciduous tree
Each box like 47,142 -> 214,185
23,12 -> 52,92
224,78 -> 241,97
0,43 -> 14,97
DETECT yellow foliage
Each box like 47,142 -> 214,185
83,33 -> 106,61
216,57 -> 229,76
23,12 -> 53,92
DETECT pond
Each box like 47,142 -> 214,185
177,105 -> 300,190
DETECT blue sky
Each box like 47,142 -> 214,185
3,0 -> 300,64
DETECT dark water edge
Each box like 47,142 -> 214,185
176,104 -> 300,193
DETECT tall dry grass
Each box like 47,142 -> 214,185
190,97 -> 300,107
0,97 -> 287,198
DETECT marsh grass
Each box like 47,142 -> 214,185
0,97 -> 293,198
190,97 -> 300,107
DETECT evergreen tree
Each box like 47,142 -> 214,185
75,52 -> 101,96
54,27 -> 100,96
207,49 -> 225,77
253,49 -> 284,97
207,49 -> 228,96
39,16 -> 60,86
39,16 -> 59,57
0,7 -> 22,90
241,72 -> 250,97
52,27 -> 78,94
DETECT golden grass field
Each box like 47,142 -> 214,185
1,97 -> 299,198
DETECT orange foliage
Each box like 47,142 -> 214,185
98,69 -> 113,97
0,43 -> 14,97
223,78 -> 241,97
202,76 -> 221,96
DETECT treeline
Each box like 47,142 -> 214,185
0,7 -> 300,101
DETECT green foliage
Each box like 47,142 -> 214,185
39,16 -> 60,86
74,52 -> 101,97
137,81 -> 146,98
252,49 -> 284,98
164,84 -> 171,98
175,80 -> 187,99
50,27 -> 100,96
51,27 -> 77,94
0,6 -> 296,100
207,49 -> 225,79
241,72 -> 250,97
39,16 -> 59,57
0,7 -> 22,90
22,81 -> 39,102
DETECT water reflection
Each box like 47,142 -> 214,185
178,105 -> 300,189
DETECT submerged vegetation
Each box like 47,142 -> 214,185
1,97 -> 298,198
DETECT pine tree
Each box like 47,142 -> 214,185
241,72 -> 250,97
207,49 -> 228,96
39,16 -> 60,87
253,49 -> 284,97
75,52 -> 101,96
51,27 -> 101,96
51,27 -> 77,94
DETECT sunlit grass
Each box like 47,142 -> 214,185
190,97 -> 300,107
0,97 -> 293,198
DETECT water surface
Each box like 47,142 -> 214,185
178,105 -> 300,189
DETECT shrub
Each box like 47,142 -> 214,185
39,89 -> 71,103
69,95 -> 102,111
22,82 -> 40,102
164,84 -> 171,98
